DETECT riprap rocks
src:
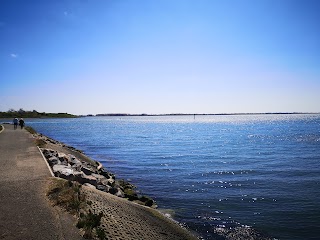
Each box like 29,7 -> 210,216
41,148 -> 125,198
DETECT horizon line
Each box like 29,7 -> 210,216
82,112 -> 320,117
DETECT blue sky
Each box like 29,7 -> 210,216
1,0 -> 320,115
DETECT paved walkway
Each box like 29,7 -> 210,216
0,124 -> 83,240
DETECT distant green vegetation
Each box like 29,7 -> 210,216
0,108 -> 77,118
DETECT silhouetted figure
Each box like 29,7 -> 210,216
19,118 -> 25,129
13,118 -> 18,130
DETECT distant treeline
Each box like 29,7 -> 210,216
0,109 -> 77,118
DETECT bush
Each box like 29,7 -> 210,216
47,179 -> 84,214
77,210 -> 104,239
96,227 -> 107,240
47,178 -> 107,239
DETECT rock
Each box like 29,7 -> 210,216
52,165 -> 74,180
109,187 -> 117,195
109,187 -> 124,197
57,153 -> 69,165
81,166 -> 96,175
83,183 -> 96,189
41,147 -> 139,201
124,188 -> 139,201
100,178 -> 114,186
58,152 -> 67,159
73,171 -> 83,177
92,173 -> 116,188
47,156 -> 61,167
114,188 -> 125,198
68,155 -> 82,169
97,162 -> 103,171
75,173 -> 98,186
91,173 -> 107,183
48,138 -> 57,144
99,168 -> 114,179
96,184 -> 111,192
140,196 -> 154,207
42,149 -> 56,159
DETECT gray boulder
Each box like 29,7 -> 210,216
100,177 -> 115,186
57,153 -> 69,165
75,173 -> 98,186
114,188 -> 125,198
81,166 -> 96,175
96,184 -> 111,192
99,168 -> 115,179
47,156 -> 61,167
52,165 -> 74,180
83,183 -> 96,189
68,155 -> 82,170
91,173 -> 107,183
43,149 -> 56,159
109,187 -> 124,197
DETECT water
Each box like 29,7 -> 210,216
25,114 -> 320,240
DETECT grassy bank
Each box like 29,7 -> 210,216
47,178 -> 106,239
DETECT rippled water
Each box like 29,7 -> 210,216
25,114 -> 320,240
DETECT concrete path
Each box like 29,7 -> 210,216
0,124 -> 83,240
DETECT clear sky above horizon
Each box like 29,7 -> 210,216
1,0 -> 320,115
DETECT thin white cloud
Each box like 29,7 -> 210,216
10,53 -> 18,58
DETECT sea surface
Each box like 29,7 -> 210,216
24,114 -> 320,240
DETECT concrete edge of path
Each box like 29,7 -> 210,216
37,146 -> 55,177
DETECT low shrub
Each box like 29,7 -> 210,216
47,179 -> 107,239
96,227 -> 107,240
47,179 -> 84,214
77,210 -> 103,239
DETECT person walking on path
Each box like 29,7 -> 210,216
13,118 -> 18,130
19,118 -> 25,129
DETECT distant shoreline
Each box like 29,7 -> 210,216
1,111 -> 319,119
90,112 -> 320,117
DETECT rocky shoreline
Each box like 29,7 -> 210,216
33,131 -> 156,208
